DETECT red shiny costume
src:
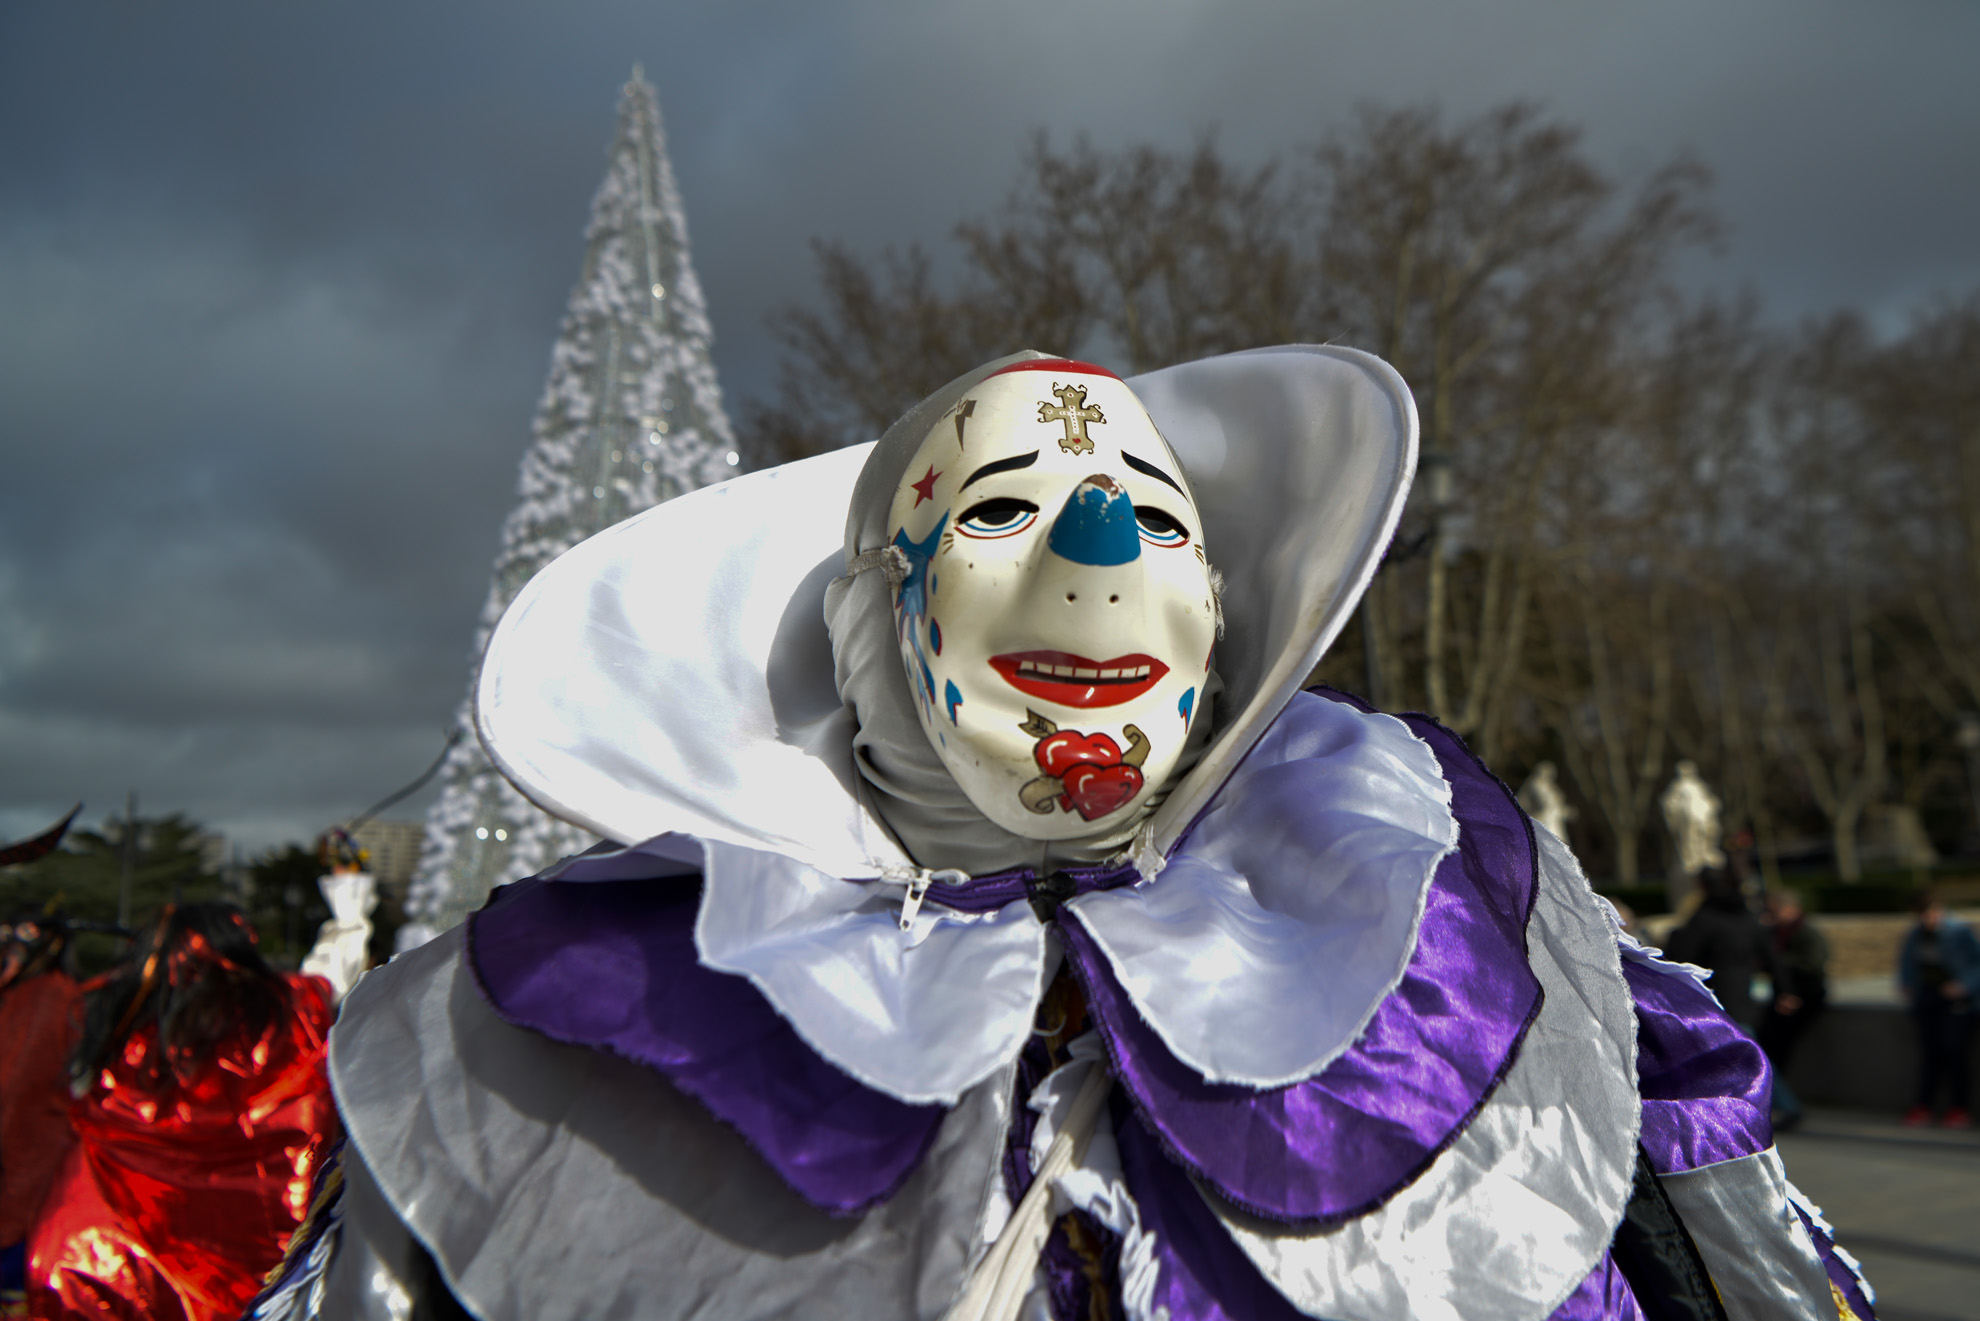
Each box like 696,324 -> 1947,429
27,972 -> 339,1321
0,970 -> 83,1248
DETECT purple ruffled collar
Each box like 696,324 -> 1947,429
467,689 -> 1544,1222
1061,700 -> 1541,1224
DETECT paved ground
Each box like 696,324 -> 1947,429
1779,1109 -> 1980,1321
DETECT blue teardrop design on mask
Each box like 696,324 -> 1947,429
1047,480 -> 1140,567
1179,686 -> 1195,727
945,679 -> 963,723
891,514 -> 947,709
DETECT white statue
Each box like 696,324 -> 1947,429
1517,761 -> 1576,842
302,869 -> 376,1003
1660,760 -> 1725,877
303,832 -> 379,1003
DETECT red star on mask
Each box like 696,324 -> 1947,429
910,464 -> 942,507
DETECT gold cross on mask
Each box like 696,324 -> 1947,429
1038,383 -> 1106,455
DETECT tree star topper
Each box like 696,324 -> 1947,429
1039,383 -> 1105,455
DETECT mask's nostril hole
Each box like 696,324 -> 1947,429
1109,594 -> 1120,604
1066,592 -> 1077,603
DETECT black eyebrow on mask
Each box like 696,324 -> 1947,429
959,450 -> 1039,491
1122,450 -> 1185,495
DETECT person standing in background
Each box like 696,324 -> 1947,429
1665,866 -> 1780,1031
0,912 -> 84,1320
1899,889 -> 1980,1128
1758,889 -> 1828,1131
27,903 -> 341,1321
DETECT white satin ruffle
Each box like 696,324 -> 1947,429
476,442 -> 910,880
1068,692 -> 1456,1087
1019,1037 -> 1167,1321
693,837 -> 1047,1105
691,695 -> 1455,1103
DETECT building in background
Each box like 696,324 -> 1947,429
350,819 -> 425,900
405,67 -> 736,937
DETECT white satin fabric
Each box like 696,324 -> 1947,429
1067,693 -> 1454,1087
689,697 -> 1452,1103
1015,1037 -> 1166,1321
1127,348 -> 1417,854
1209,828 -> 1640,1321
965,1034 -> 1165,1321
326,928 -> 1015,1321
1659,1149 -> 1836,1321
477,441 -> 909,879
1786,1184 -> 1875,1312
694,836 -> 1047,1105
476,346 -> 1416,880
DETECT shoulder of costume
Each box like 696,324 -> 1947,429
327,924 -> 1015,1321
1603,881 -> 1777,1179
1179,808 -> 1642,1318
1066,688 -> 1644,1228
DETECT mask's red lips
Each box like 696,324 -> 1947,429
989,650 -> 1169,708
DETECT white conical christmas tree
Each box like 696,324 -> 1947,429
405,67 -> 736,935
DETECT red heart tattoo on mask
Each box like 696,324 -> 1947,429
1021,720 -> 1151,821
1035,730 -> 1124,778
1060,762 -> 1144,820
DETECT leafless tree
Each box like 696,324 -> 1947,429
743,241 -> 1079,463
977,134 -> 1306,373
1856,298 -> 1980,713
1310,104 -> 1714,732
743,103 -> 1980,884
1739,319 -> 1889,880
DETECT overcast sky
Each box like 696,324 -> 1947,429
2,0 -> 1976,852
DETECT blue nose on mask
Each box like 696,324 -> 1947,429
1048,475 -> 1141,567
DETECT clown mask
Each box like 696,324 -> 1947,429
885,361 -> 1218,840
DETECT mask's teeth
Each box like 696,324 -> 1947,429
1014,660 -> 1153,684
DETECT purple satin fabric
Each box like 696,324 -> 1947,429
466,872 -> 945,1216
1060,698 -> 1542,1226
1792,1204 -> 1878,1320
923,859 -> 1139,915
1623,954 -> 1773,1175
1117,1088 -> 1649,1321
1547,1253 -> 1648,1320
1111,1094 -> 1310,1321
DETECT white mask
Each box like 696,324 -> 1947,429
885,361 -> 1218,840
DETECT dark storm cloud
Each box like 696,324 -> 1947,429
2,0 -> 1976,849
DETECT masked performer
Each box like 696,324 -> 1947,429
1,911 -> 83,1317
267,349 -> 1873,1320
28,903 -> 339,1321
